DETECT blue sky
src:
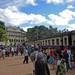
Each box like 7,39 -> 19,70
0,0 -> 75,31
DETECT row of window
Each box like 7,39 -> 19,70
8,35 -> 25,37
37,38 -> 67,46
9,39 -> 24,42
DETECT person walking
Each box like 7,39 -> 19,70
23,47 -> 28,64
67,48 -> 72,70
35,53 -> 50,75
50,48 -> 54,64
63,48 -> 69,72
2,47 -> 5,59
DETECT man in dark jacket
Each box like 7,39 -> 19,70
35,53 -> 50,75
63,48 -> 69,72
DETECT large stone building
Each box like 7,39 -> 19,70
6,26 -> 27,46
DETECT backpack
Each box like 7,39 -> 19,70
30,52 -> 35,61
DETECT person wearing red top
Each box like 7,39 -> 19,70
17,46 -> 20,55
50,48 -> 54,64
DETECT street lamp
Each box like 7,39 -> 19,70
36,29 -> 38,39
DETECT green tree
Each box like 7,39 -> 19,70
0,28 -> 9,41
0,21 -> 9,43
10,39 -> 12,46
14,38 -> 16,46
27,25 -> 61,41
0,21 -> 5,30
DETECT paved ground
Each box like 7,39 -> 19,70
0,54 -> 75,75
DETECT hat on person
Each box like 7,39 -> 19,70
64,48 -> 67,52
37,53 -> 43,58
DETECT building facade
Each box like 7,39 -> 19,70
6,26 -> 27,46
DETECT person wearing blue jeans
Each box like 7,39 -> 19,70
50,48 -> 54,64
67,49 -> 72,69
50,56 -> 54,64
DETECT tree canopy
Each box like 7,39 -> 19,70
0,21 -> 5,30
27,25 -> 61,41
0,21 -> 9,42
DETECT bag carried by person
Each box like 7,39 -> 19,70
30,52 -> 35,61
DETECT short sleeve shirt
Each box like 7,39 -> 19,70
57,60 -> 61,65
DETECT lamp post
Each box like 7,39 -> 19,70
36,29 -> 38,39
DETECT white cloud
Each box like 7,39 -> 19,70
66,23 -> 75,31
21,26 -> 33,32
66,0 -> 75,3
69,23 -> 75,28
67,5 -> 74,9
25,0 -> 37,6
48,9 -> 75,25
46,0 -> 64,4
0,0 -> 37,8
43,0 -> 75,4
67,27 -> 75,31
8,6 -> 18,12
0,6 -> 52,26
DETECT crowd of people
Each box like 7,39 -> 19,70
0,45 -> 24,59
0,45 -> 75,75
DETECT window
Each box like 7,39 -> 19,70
56,39 -> 59,45
41,42 -> 42,46
48,40 -> 50,45
43,41 -> 44,45
45,40 -> 47,45
52,39 -> 54,45
64,38 -> 67,45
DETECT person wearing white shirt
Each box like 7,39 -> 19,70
67,48 -> 72,69
23,47 -> 28,64
2,48 -> 5,59
11,47 -> 14,56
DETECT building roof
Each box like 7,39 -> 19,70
6,26 -> 26,34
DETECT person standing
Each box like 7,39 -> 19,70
56,53 -> 66,75
63,48 -> 69,72
23,47 -> 28,64
67,48 -> 72,70
50,48 -> 54,64
20,46 -> 24,56
2,47 -> 5,59
46,48 -> 50,63
5,46 -> 7,57
35,53 -> 50,75
28,46 -> 31,57
14,46 -> 17,56
7,46 -> 10,57
11,46 -> 14,57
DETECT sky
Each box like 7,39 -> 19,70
0,0 -> 75,32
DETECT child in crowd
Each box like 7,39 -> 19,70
56,53 -> 66,75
